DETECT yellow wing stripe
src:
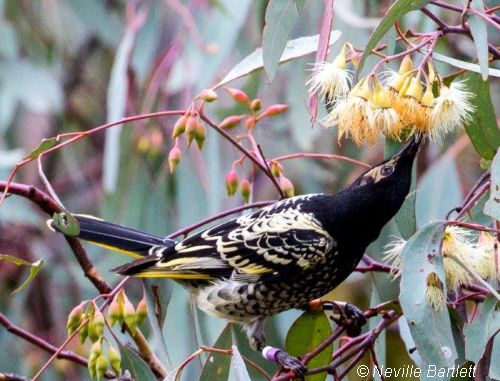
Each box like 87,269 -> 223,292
91,242 -> 144,259
132,272 -> 213,280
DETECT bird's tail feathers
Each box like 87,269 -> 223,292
47,214 -> 175,258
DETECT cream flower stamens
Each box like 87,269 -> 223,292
307,45 -> 353,104
428,81 -> 475,142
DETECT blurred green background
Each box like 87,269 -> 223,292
0,0 -> 498,380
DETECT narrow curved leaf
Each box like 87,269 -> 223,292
286,310 -> 332,381
464,296 -> 500,363
143,279 -> 173,370
118,342 -> 156,381
357,0 -> 430,75
431,52 -> 500,78
0,255 -> 44,294
263,0 -> 300,81
199,324 -> 232,381
468,0 -> 489,81
215,31 -> 341,88
484,150 -> 500,220
399,222 -> 458,369
416,154 -> 461,227
23,137 -> 59,160
464,73 -> 500,160
231,345 -> 251,381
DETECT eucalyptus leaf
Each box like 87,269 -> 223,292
484,150 -> 500,221
0,255 -> 45,294
51,211 -> 80,236
399,222 -> 458,369
262,0 -> 300,81
117,341 -> 156,381
231,345 -> 251,381
357,0 -> 431,75
431,52 -> 500,78
199,324 -> 232,381
216,31 -> 341,88
464,296 -> 500,363
463,73 -> 500,160
286,310 -> 332,381
468,0 -> 489,81
416,154 -> 461,227
103,23 -> 137,193
143,279 -> 173,370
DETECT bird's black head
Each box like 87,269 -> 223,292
352,137 -> 419,191
346,137 -> 420,221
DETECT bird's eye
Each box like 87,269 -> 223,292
380,165 -> 394,176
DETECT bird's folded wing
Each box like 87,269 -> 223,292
146,207 -> 335,280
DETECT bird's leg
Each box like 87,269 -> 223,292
244,318 -> 307,375
309,299 -> 367,336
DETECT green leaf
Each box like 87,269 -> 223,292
468,0 -> 489,81
143,279 -> 173,370
385,139 -> 417,238
51,211 -> 80,236
0,254 -> 44,294
117,341 -> 156,381
464,73 -> 500,160
464,296 -> 500,363
484,150 -> 500,220
293,0 -> 305,13
399,222 -> 458,368
416,154 -> 461,227
431,51 -> 500,78
23,137 -> 59,160
103,23 -> 137,193
215,30 -> 341,88
357,0 -> 431,75
262,0 -> 300,81
286,310 -> 332,381
199,324 -> 232,381
231,345 -> 251,381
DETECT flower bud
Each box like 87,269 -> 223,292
350,51 -> 362,68
172,114 -> 188,139
199,89 -> 218,102
402,77 -> 422,101
420,84 -> 434,107
219,115 -> 246,129
88,355 -> 97,379
136,296 -> 148,325
67,303 -> 84,336
89,340 -> 102,363
224,87 -> 250,105
333,44 -> 347,69
79,322 -> 89,345
271,162 -> 282,177
108,297 -> 123,328
259,104 -> 289,118
250,99 -> 262,112
399,55 -> 413,74
123,298 -> 136,334
88,310 -> 105,342
185,116 -> 197,146
168,145 -> 182,174
225,169 -> 239,196
194,122 -> 206,150
279,176 -> 294,198
95,354 -> 109,381
108,346 -> 122,375
240,179 -> 251,203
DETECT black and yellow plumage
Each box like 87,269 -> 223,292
48,138 -> 420,372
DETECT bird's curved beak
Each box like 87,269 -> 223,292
397,136 -> 421,159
